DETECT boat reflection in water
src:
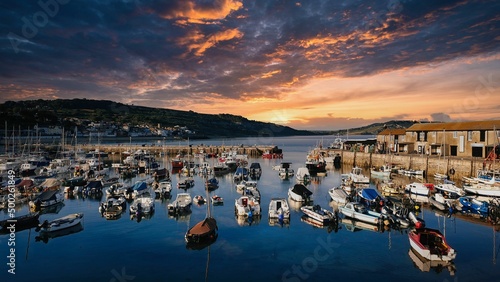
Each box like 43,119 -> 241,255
167,209 -> 192,222
268,217 -> 290,228
235,215 -> 261,226
341,218 -> 381,233
408,247 -> 456,275
300,215 -> 339,233
35,223 -> 84,244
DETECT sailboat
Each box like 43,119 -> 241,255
185,188 -> 218,248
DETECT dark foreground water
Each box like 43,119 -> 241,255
1,136 -> 499,282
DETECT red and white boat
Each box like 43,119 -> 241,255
408,228 -> 456,261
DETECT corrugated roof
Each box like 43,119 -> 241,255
406,120 -> 500,131
378,128 -> 406,135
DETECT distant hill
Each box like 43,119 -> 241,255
318,120 -> 419,136
0,99 -> 314,138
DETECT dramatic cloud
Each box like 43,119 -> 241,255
1,0 -> 499,130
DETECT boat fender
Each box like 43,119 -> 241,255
449,168 -> 455,175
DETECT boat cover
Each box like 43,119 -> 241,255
36,190 -> 60,201
291,184 -> 313,196
40,178 -> 60,188
132,181 -> 148,191
187,217 -> 217,235
359,188 -> 382,201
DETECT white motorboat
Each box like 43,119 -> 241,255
339,202 -> 382,225
328,186 -> 349,205
295,167 -> 311,183
154,180 -> 172,198
276,162 -> 294,179
300,205 -> 336,225
235,195 -> 261,217
99,196 -> 127,215
370,165 -> 391,178
268,198 -> 290,221
405,182 -> 431,196
429,193 -> 451,211
434,183 -> 465,197
37,213 -> 84,233
463,183 -> 500,197
349,167 -> 370,184
288,183 -> 313,202
168,193 -> 192,214
129,196 -> 155,215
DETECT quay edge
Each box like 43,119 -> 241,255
319,149 -> 499,180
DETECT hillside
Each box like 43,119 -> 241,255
323,120 -> 418,135
0,99 -> 313,138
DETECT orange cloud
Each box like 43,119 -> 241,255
178,27 -> 244,56
160,0 -> 243,25
261,69 -> 281,79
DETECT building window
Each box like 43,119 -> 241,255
467,131 -> 472,141
419,132 -> 425,142
453,131 -> 457,138
480,130 -> 486,142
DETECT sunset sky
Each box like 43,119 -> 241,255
1,0 -> 499,130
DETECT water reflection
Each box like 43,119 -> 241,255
408,247 -> 456,275
35,223 -> 84,244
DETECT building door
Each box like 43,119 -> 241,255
450,146 -> 457,156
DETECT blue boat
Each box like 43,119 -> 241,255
131,181 -> 149,198
457,196 -> 489,216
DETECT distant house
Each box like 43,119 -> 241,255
403,120 -> 500,157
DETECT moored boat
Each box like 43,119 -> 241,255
288,183 -> 313,202
36,213 -> 84,233
300,204 -> 337,225
339,202 -> 382,225
185,217 -> 218,245
328,186 -> 349,205
268,198 -> 290,221
0,212 -> 40,232
211,195 -> 224,205
408,227 -> 456,261
405,182 -> 430,196
234,195 -> 261,217
29,190 -> 64,211
168,193 -> 192,214
129,196 -> 155,215
295,167 -> 311,184
349,167 -> 370,184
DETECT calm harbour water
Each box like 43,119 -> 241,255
1,135 -> 499,282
